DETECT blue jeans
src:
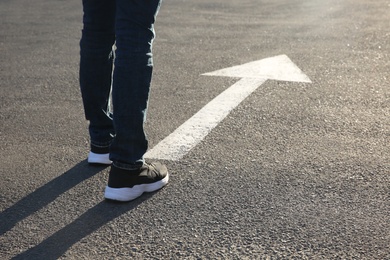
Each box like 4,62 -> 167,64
80,0 -> 162,169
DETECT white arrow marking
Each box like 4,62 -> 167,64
145,55 -> 311,161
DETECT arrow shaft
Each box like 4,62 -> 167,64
145,77 -> 267,161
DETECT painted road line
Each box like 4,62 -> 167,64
145,77 -> 267,161
145,55 -> 311,161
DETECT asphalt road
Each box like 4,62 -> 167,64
1,0 -> 389,259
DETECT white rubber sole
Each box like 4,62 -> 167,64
104,174 -> 169,202
87,152 -> 112,165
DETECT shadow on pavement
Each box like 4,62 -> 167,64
0,160 -> 107,236
12,196 -> 152,260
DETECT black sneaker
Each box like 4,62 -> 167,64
104,162 -> 169,202
88,152 -> 111,165
88,144 -> 111,165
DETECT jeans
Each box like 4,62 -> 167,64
79,0 -> 162,169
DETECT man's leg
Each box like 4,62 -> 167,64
109,0 -> 162,168
80,0 -> 116,163
104,0 -> 168,202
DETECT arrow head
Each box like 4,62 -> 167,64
203,54 -> 311,83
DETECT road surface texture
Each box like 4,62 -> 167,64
1,0 -> 389,259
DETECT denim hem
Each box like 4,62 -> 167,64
91,140 -> 112,148
113,160 -> 144,171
